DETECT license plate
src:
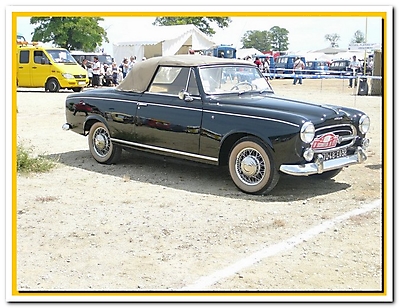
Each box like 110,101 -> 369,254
322,148 -> 347,161
78,81 -> 86,85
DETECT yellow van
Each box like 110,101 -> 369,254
16,43 -> 89,92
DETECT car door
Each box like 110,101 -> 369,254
17,49 -> 31,87
135,66 -> 203,154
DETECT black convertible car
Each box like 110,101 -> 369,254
63,55 -> 370,194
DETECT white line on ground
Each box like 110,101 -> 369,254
180,199 -> 381,291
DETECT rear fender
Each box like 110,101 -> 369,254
83,115 -> 108,136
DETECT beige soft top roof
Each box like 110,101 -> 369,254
116,54 -> 255,93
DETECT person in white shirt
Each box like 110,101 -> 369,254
91,56 -> 101,88
293,57 -> 305,85
111,62 -> 119,85
348,55 -> 360,88
102,64 -> 113,86
127,56 -> 136,73
117,68 -> 124,84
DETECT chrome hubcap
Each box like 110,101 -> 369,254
95,134 -> 106,151
235,148 -> 265,185
93,128 -> 110,157
240,156 -> 259,177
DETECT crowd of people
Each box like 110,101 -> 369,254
80,55 -> 144,88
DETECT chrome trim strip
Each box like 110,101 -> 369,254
142,102 -> 202,112
280,146 -> 367,176
71,96 -> 140,104
315,124 -> 354,132
204,110 -> 299,127
111,138 -> 219,163
144,92 -> 202,100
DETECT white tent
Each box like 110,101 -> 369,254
112,24 -> 215,64
236,48 -> 262,59
332,50 -> 371,61
303,52 -> 334,62
312,46 -> 348,54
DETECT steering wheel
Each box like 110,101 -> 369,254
231,81 -> 257,91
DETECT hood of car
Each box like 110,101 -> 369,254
209,93 -> 356,125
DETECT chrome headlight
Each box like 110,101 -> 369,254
359,115 -> 370,134
300,121 -> 315,143
62,73 -> 74,79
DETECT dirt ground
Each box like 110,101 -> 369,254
13,78 -> 388,301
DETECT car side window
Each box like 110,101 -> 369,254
187,68 -> 199,96
149,66 -> 191,95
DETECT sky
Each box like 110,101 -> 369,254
14,9 -> 384,56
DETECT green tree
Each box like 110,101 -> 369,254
152,17 -> 231,36
30,17 -> 108,51
241,30 -> 271,51
269,26 -> 289,51
324,33 -> 340,48
351,30 -> 366,43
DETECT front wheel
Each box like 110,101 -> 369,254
228,137 -> 279,194
88,122 -> 122,164
45,78 -> 60,92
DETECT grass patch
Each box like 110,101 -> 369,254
17,144 -> 56,173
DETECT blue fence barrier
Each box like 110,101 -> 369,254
264,72 -> 382,80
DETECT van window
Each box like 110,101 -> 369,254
34,51 -> 48,64
19,50 -> 29,64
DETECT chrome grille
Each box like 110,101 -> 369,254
313,124 -> 356,153
74,74 -> 87,79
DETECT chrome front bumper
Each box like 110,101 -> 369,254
279,146 -> 368,176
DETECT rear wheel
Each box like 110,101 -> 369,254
46,78 -> 60,92
228,137 -> 279,194
88,122 -> 122,164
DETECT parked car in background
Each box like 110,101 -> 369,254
204,44 -> 236,58
63,55 -> 370,194
275,55 -> 306,77
328,59 -> 351,75
304,60 -> 330,75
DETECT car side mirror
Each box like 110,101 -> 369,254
178,90 -> 193,102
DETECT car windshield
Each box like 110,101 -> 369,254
198,65 -> 272,95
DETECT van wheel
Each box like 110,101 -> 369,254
72,87 -> 83,92
46,78 -> 60,92
228,136 -> 279,194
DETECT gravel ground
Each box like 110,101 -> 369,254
13,78 -> 388,302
